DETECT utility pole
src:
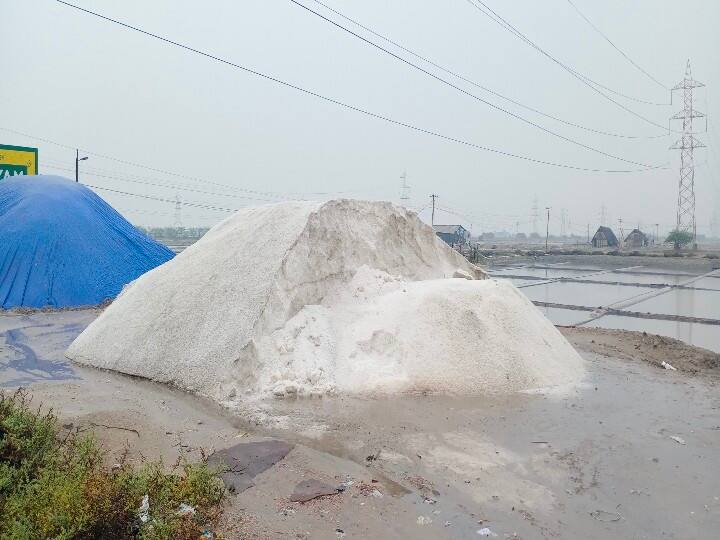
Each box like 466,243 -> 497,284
655,223 -> 660,244
671,60 -> 705,249
430,194 -> 438,226
545,207 -> 550,251
399,171 -> 410,206
75,149 -> 88,182
587,223 -> 590,244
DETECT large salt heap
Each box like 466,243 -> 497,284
67,199 -> 583,400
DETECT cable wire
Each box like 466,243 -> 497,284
307,0 -> 664,140
0,127 -> 373,198
566,0 -> 668,90
290,0 -> 662,168
41,163 -> 280,202
84,184 -> 237,213
463,0 -> 674,117
53,1 -> 665,174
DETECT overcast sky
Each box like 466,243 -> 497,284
3,0 -> 720,236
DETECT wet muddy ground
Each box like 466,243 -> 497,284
1,309 -> 719,538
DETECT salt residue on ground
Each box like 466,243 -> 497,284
67,199 -> 583,400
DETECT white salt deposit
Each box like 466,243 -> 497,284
67,199 -> 583,401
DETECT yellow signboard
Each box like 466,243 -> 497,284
0,144 -> 39,180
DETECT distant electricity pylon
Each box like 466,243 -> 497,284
670,60 -> 706,247
399,171 -> 410,206
599,203 -> 607,226
173,194 -> 183,228
531,196 -> 539,235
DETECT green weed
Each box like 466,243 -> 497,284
0,389 -> 225,539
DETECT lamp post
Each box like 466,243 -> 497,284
75,149 -> 88,183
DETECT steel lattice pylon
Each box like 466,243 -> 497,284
670,60 -> 705,246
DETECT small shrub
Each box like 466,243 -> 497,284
0,389 -> 225,540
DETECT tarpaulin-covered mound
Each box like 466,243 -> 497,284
0,175 -> 174,309
67,199 -> 584,400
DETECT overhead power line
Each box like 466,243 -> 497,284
307,0 -> 663,140
84,184 -> 237,213
54,1 -> 663,174
566,0 -> 668,90
0,126 -> 289,199
41,163 -> 279,203
463,0 -> 675,119
290,0 -> 662,168
0,127 -> 373,198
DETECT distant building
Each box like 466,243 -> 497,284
433,224 -> 470,246
591,226 -> 619,248
624,228 -> 649,248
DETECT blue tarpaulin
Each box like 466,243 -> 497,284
0,175 -> 174,309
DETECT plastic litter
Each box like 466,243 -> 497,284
661,361 -> 678,371
477,527 -> 498,537
177,503 -> 196,516
416,516 -> 433,525
337,479 -> 354,492
138,494 -> 149,523
670,435 -> 686,445
589,507 -> 623,522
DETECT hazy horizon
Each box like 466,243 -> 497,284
4,0 -> 719,237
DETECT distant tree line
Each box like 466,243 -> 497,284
138,226 -> 210,243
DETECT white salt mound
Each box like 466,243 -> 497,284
67,199 -> 583,400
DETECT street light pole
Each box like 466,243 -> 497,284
545,207 -> 550,251
75,149 -> 88,182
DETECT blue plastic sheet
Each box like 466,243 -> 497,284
0,175 -> 174,308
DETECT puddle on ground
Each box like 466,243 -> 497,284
586,315 -> 720,353
521,281 -> 649,308
534,306 -> 593,326
495,277 -> 539,287
631,288 -> 720,320
688,276 -> 720,291
0,310 -> 98,387
490,267 -> 602,279
581,271 -> 684,286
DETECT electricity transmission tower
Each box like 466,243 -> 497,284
531,196 -> 539,235
173,194 -> 183,229
599,203 -> 607,226
670,60 -> 705,248
399,171 -> 410,206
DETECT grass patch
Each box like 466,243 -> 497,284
0,389 -> 225,539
